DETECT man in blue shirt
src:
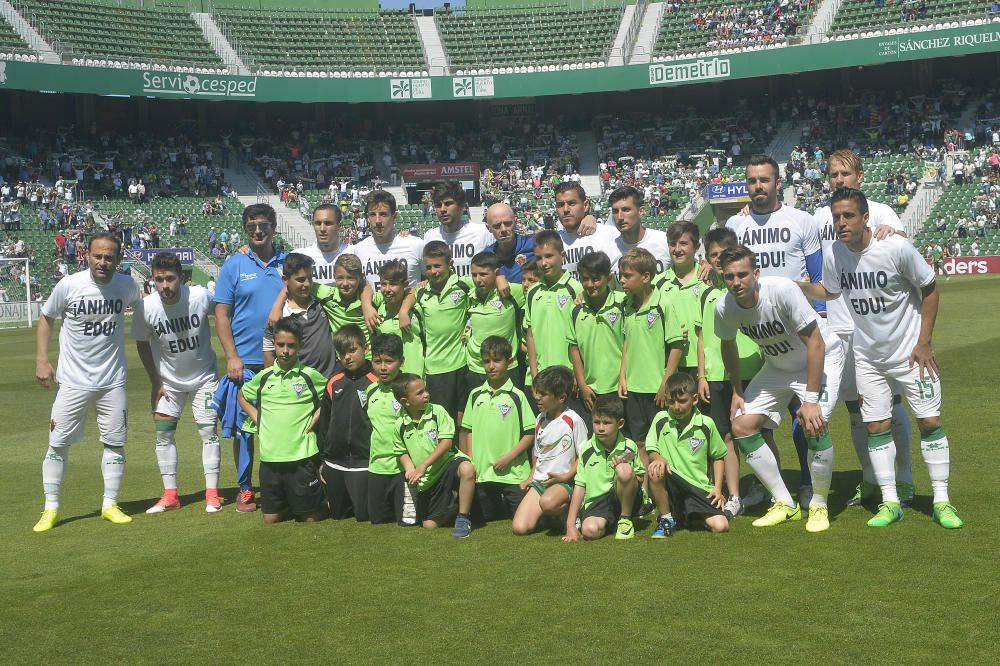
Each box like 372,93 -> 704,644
485,202 -> 534,283
214,203 -> 287,512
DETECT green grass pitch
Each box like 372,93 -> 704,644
2,277 -> 998,663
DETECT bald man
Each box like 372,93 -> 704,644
485,203 -> 536,283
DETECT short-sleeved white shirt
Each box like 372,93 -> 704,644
715,276 -> 840,373
41,270 -> 141,389
822,234 -> 935,368
560,224 -> 622,281
351,232 -> 424,290
815,200 -> 905,334
131,284 -> 217,391
614,226 -> 672,274
423,223 -> 495,278
292,242 -> 354,285
726,205 -> 822,281
532,408 -> 588,482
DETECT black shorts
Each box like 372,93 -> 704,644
426,368 -> 466,419
416,457 -> 467,522
367,471 -> 404,524
677,366 -> 699,381
665,473 -> 726,528
625,392 -> 658,442
463,369 -> 487,397
474,482 -> 525,522
322,463 -> 369,522
259,456 -> 324,516
580,488 -> 643,525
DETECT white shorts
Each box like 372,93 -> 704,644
49,384 -> 129,447
856,355 -> 941,422
154,378 -> 219,425
741,346 -> 844,429
838,334 -> 903,403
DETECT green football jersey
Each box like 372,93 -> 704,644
645,411 -> 727,493
698,285 -> 763,382
414,273 -> 471,375
365,380 -> 404,475
568,289 -> 626,395
375,292 -> 426,377
461,378 -> 534,484
313,283 -> 372,355
576,432 -> 645,508
525,271 -> 581,373
393,402 -> 465,492
466,283 -> 525,375
240,361 -> 324,463
656,269 -> 711,368
622,288 -> 683,393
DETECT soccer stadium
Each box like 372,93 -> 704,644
2,0 -> 998,661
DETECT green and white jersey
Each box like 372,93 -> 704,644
645,411 -> 726,493
568,290 -> 626,395
414,273 -> 471,374
699,285 -> 763,382
622,288 -> 683,393
715,276 -> 841,373
375,292 -> 426,377
240,361 -> 325,463
365,381 -> 404,475
393,403 -> 465,492
467,283 -> 525,375
656,269 -> 711,368
822,234 -> 935,368
461,378 -> 534,484
313,283 -> 372,352
576,432 -> 645,508
525,271 -> 582,372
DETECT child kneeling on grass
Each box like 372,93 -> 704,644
564,394 -> 645,542
391,373 -> 477,538
645,373 -> 730,536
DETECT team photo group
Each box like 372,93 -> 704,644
31,150 -> 963,540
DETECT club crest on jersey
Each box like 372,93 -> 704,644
291,382 -> 306,396
515,254 -> 527,266
606,310 -> 620,326
646,311 -> 659,328
450,291 -> 462,305
557,294 -> 569,309
689,436 -> 704,454
491,298 -> 504,311
391,399 -> 401,414
426,428 -> 439,444
498,403 -> 512,420
357,389 -> 368,407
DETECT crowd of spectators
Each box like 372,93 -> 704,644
689,0 -> 811,52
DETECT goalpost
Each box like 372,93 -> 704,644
0,257 -> 34,329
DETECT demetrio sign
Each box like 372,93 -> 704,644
4,22 -> 1000,103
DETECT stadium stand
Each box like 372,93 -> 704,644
437,4 -> 622,70
215,8 -> 425,74
0,15 -> 31,57
829,0 -> 987,35
20,0 -> 222,70
654,0 -> 815,59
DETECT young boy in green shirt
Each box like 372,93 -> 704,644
238,317 -> 328,524
365,333 -> 409,525
658,222 -> 712,377
569,250 -> 626,431
466,252 -> 526,393
698,227 -> 765,518
314,254 -> 372,353
645,373 -> 730,536
563,394 -> 644,542
460,336 -> 535,522
618,247 -> 683,460
375,259 -> 425,377
525,230 -> 582,378
392,373 -> 477,538
414,240 -> 472,421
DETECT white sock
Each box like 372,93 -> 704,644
867,431 -> 899,504
154,428 -> 178,491
891,402 -> 913,485
849,411 -> 875,485
42,445 -> 68,510
401,482 -> 417,525
744,443 -> 795,506
809,448 -> 834,508
101,445 -> 126,509
199,426 -> 221,490
920,428 -> 951,504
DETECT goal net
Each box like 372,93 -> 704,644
0,257 -> 35,329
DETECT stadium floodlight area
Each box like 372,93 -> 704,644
0,258 -> 33,329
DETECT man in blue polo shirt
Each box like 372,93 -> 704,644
214,203 -> 287,512
486,203 -> 535,283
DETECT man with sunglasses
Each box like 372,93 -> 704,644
214,203 -> 287,512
